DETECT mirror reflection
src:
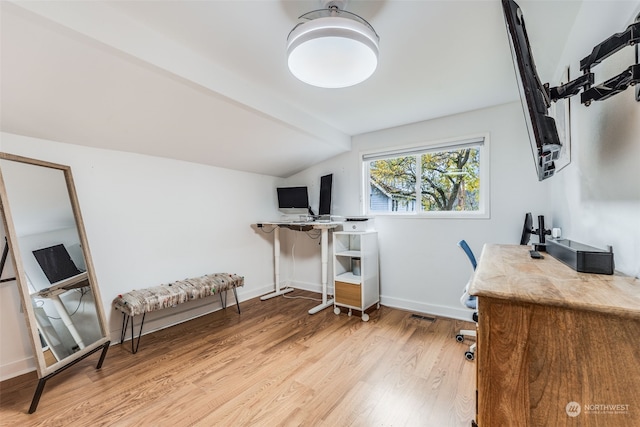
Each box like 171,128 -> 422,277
0,159 -> 103,367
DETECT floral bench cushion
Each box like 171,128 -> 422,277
113,273 -> 244,317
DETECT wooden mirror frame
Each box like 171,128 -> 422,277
0,153 -> 110,413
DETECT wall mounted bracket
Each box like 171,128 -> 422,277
548,21 -> 640,105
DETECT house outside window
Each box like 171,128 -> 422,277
362,134 -> 489,218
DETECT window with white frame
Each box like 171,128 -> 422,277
362,135 -> 489,217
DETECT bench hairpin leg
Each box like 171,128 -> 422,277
120,313 -> 129,345
219,290 -> 227,309
130,312 -> 146,354
233,287 -> 241,314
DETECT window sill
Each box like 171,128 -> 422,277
367,211 -> 490,219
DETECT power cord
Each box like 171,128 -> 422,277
47,288 -> 88,320
283,293 -> 322,302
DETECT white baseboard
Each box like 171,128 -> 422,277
0,356 -> 36,382
288,280 -> 330,294
289,280 -> 474,321
380,295 -> 474,321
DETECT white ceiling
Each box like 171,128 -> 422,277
0,0 -> 583,177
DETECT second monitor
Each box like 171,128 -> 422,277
318,174 -> 333,217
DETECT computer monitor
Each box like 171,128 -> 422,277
32,244 -> 82,284
318,174 -> 333,216
277,186 -> 309,215
519,212 -> 533,245
519,212 -> 550,247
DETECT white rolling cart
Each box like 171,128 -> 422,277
332,230 -> 379,321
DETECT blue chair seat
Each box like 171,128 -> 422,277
464,295 -> 477,310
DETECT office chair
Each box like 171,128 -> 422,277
455,239 -> 478,361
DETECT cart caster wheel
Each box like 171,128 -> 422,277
348,309 -> 352,317
334,307 -> 341,315
465,351 -> 475,361
362,313 -> 369,322
456,334 -> 465,343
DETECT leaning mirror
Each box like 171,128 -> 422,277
0,153 -> 109,413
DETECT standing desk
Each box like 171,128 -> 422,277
258,221 -> 342,314
34,272 -> 90,351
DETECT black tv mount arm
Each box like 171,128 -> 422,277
523,215 -> 552,251
548,20 -> 640,105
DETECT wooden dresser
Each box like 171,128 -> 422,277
469,244 -> 640,426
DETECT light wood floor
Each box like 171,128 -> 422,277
0,290 -> 476,427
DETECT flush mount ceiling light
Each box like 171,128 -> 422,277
286,0 -> 379,89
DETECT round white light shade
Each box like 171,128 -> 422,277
287,16 -> 379,89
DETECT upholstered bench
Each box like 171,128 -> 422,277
113,273 -> 244,353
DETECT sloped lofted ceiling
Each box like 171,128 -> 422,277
0,0 -> 583,177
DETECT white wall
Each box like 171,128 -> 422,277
0,220 -> 35,380
549,2 -> 640,278
0,132 -> 282,380
285,102 -> 550,319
